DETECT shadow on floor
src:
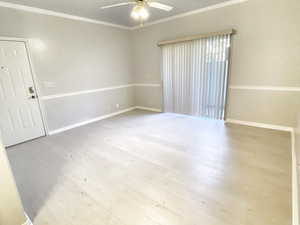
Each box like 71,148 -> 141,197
6,130 -> 85,220
5,110 -> 154,221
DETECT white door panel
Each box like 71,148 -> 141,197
0,41 -> 45,146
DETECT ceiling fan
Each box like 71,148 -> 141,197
101,0 -> 173,24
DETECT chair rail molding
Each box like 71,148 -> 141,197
41,83 -> 161,100
229,85 -> 300,92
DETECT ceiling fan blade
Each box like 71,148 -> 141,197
101,2 -> 135,9
148,2 -> 173,11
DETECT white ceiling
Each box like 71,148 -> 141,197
1,0 -> 232,27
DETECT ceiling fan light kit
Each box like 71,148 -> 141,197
131,4 -> 149,21
101,0 -> 173,25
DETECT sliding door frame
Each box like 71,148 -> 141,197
160,33 -> 233,120
159,47 -> 165,113
223,36 -> 233,121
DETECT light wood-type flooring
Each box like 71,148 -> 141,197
8,110 -> 291,225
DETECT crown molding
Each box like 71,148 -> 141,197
0,0 -> 249,31
131,0 -> 249,30
0,1 -> 131,30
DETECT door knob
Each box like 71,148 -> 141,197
29,95 -> 37,99
28,87 -> 36,99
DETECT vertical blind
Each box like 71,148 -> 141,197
162,34 -> 231,120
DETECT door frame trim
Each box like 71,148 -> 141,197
0,36 -> 49,135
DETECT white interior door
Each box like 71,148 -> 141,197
0,40 -> 45,147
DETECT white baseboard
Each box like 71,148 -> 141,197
291,129 -> 299,225
50,111 -> 293,136
48,106 -> 162,135
225,119 -> 293,132
135,106 -> 162,112
36,112 -> 300,224
49,107 -> 136,135
23,213 -> 33,225
227,119 -> 298,224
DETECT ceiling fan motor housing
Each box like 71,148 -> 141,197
136,0 -> 146,4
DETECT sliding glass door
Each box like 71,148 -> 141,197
161,34 -> 231,120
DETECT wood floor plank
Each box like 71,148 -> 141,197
7,110 -> 291,225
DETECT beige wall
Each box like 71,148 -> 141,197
1,0 -> 299,130
0,7 -> 134,133
45,87 -> 134,131
135,86 -> 162,110
0,1 -> 299,224
0,139 -> 26,225
132,0 -> 300,127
